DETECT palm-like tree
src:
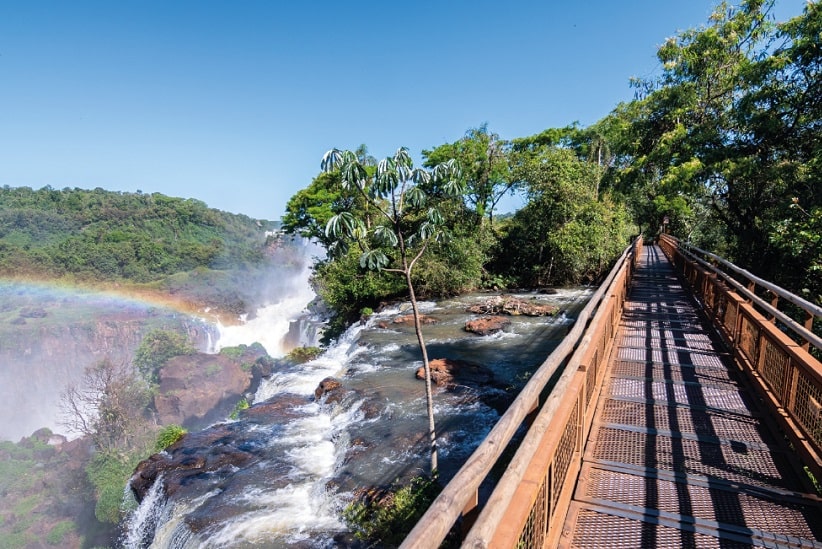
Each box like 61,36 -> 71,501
322,146 -> 462,475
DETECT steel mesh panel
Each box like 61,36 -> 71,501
517,478 -> 547,549
609,378 -> 751,413
724,301 -> 739,337
793,369 -> 822,447
760,336 -> 789,396
553,398 -> 580,508
592,427 -> 801,491
619,328 -> 712,342
739,314 -> 761,366
611,360 -> 737,385
616,347 -> 728,368
621,335 -> 716,351
586,352 -> 598,406
569,507 -> 756,548
582,468 -> 822,540
599,399 -> 767,443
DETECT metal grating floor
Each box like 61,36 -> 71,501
563,245 -> 822,548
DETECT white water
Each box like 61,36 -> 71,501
214,256 -> 318,357
124,280 -> 594,548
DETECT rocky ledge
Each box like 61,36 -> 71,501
467,295 -> 559,317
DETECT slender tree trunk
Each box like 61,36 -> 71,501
404,265 -> 438,476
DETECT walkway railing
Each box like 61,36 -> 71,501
658,233 -> 822,482
401,236 -> 643,549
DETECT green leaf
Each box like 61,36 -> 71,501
406,186 -> 427,208
325,211 -> 356,237
374,225 -> 399,247
360,249 -> 389,270
321,149 -> 343,172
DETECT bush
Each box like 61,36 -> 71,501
342,476 -> 441,547
154,424 -> 187,452
285,347 -> 322,364
85,451 -> 141,523
229,398 -> 250,420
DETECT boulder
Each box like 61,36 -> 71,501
465,315 -> 510,336
415,358 -> 494,388
154,353 -> 252,430
314,377 -> 344,403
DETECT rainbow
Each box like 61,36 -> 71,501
0,276 -> 226,324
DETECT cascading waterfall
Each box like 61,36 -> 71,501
123,278 -> 594,548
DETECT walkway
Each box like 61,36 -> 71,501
561,245 -> 822,548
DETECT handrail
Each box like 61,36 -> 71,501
658,234 -> 822,481
400,236 -> 642,549
659,234 -> 821,352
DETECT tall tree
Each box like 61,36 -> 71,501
321,146 -> 462,476
423,124 -> 514,227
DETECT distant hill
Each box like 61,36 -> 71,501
0,185 -> 314,316
0,185 -> 277,282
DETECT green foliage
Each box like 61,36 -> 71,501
342,477 -> 442,547
422,124 -> 515,226
155,424 -> 187,452
46,520 -> 75,545
229,398 -> 250,420
285,346 -> 322,364
85,451 -> 142,523
134,329 -> 194,383
313,248 -> 406,339
0,186 -> 273,282
493,147 -> 633,286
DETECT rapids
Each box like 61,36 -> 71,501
123,288 -> 592,548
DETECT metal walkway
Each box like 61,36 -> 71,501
562,245 -> 822,548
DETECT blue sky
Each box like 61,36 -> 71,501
0,1 -> 809,220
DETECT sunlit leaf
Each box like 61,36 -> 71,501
427,207 -> 444,225
374,225 -> 399,247
321,149 -> 343,172
325,211 -> 356,237
360,249 -> 389,270
406,186 -> 426,208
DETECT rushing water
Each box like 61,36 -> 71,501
123,287 -> 592,548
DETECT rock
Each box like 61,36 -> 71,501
314,377 -> 344,401
131,423 -> 258,502
238,394 -> 310,423
465,316 -> 510,336
377,313 -> 438,329
467,295 -> 559,316
154,353 -> 253,430
415,358 -> 494,389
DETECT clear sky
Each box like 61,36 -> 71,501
0,1 -> 809,221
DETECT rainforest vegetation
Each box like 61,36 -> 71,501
284,0 -> 821,341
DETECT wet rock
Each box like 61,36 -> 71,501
465,315 -> 510,336
154,354 -> 253,430
377,313 -> 438,329
238,393 -> 310,423
467,295 -> 559,316
415,358 -> 495,389
315,377 -> 344,402
131,424 -> 258,502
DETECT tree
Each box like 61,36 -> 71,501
133,329 -> 194,384
60,359 -> 153,454
423,124 -> 514,227
321,146 -> 463,475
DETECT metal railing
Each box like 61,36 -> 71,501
401,236 -> 643,549
658,234 -> 822,481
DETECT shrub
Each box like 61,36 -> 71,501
342,476 -> 441,547
285,347 -> 322,364
154,424 -> 187,452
